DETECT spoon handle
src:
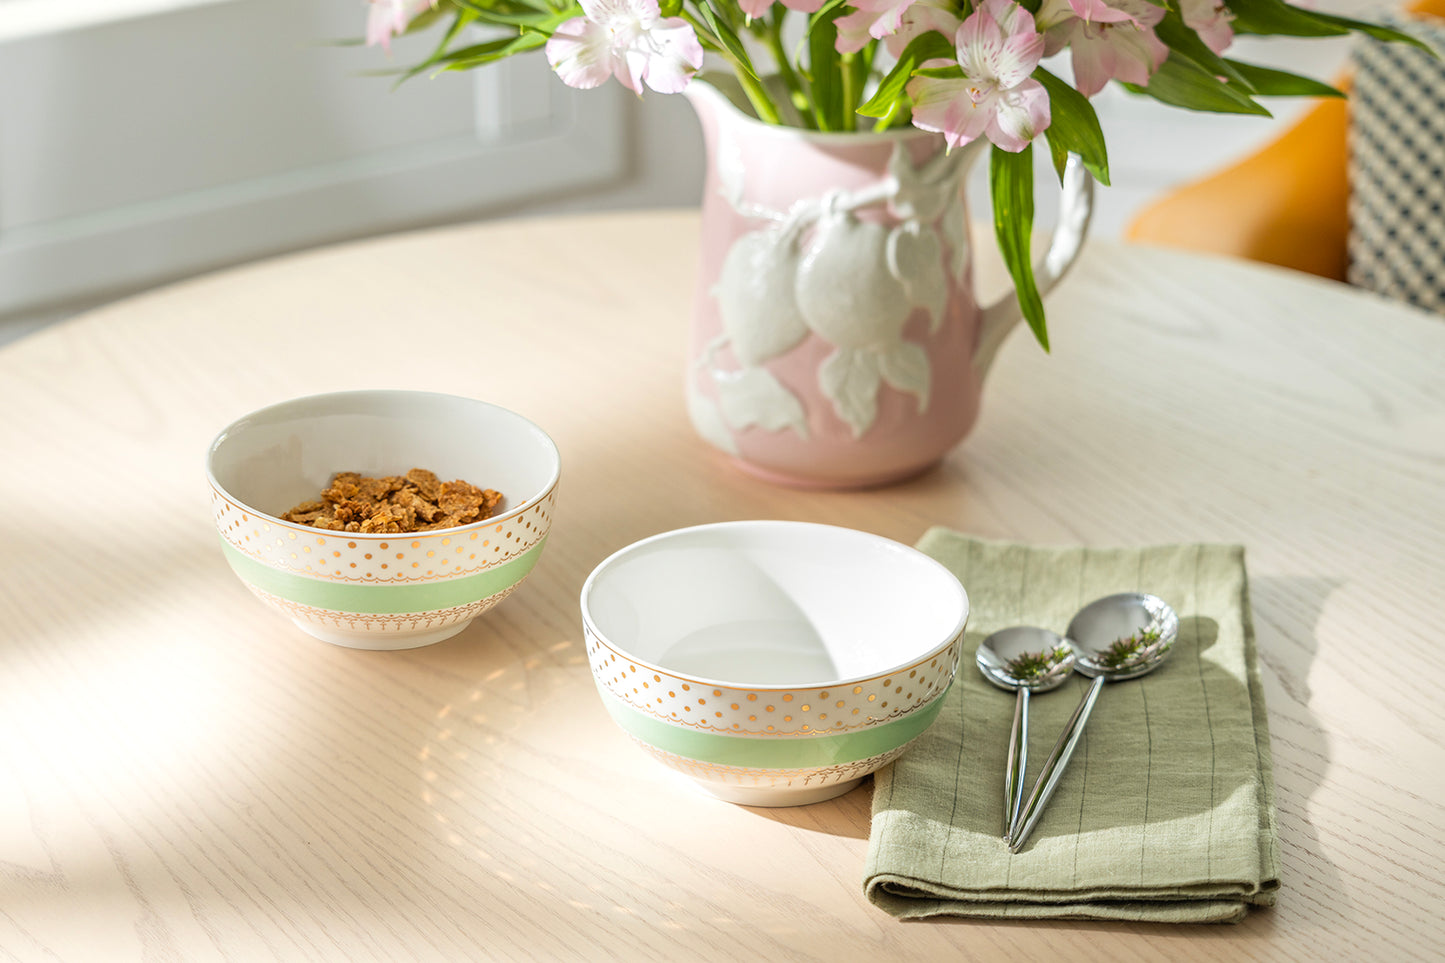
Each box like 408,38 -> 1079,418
1008,675 -> 1105,852
1004,688 -> 1029,836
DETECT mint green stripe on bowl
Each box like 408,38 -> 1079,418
598,686 -> 949,770
220,537 -> 545,614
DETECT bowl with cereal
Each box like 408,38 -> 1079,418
581,521 -> 969,806
206,389 -> 560,649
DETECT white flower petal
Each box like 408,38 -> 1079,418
988,79 -> 1050,150
992,31 -> 1045,87
640,19 -> 704,93
546,17 -> 618,89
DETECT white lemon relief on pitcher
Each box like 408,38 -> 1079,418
690,137 -> 967,446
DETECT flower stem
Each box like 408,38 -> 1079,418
841,52 -> 861,132
680,6 -> 784,125
766,12 -> 815,128
736,69 -> 784,125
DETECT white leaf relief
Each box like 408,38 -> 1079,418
819,348 -> 882,438
887,224 -> 949,332
713,366 -> 809,439
876,340 -> 932,413
687,379 -> 740,456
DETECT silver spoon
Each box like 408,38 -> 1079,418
1007,593 -> 1179,852
976,627 -> 1077,838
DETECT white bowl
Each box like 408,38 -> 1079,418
207,389 -> 560,650
581,521 -> 969,806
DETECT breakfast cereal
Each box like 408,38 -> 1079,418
281,468 -> 502,533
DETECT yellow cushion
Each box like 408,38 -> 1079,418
1124,0 -> 1445,281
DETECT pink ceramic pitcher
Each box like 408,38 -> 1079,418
683,77 -> 1093,489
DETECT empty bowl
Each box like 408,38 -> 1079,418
206,389 -> 560,650
580,521 -> 969,806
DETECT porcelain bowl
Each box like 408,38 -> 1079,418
206,389 -> 560,650
580,521 -> 969,806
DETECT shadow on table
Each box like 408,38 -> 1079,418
1247,574 -> 1345,914
740,781 -> 875,840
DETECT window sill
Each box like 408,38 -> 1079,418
0,0 -> 235,43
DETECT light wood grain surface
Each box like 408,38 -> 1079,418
1,209 -> 1442,961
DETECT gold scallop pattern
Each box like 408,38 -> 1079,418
630,737 -> 917,789
244,581 -> 522,633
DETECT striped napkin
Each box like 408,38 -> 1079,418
864,531 -> 1280,924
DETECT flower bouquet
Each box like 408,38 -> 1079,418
361,0 -> 1424,348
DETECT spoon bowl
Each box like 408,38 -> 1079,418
977,626 -> 1077,692
1069,592 -> 1179,681
976,627 -> 1076,836
1008,593 -> 1179,851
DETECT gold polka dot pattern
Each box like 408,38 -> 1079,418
210,484 -> 557,584
584,623 -> 963,737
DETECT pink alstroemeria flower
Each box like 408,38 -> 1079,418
1179,0 -> 1235,53
905,0 -> 1050,152
836,0 -> 922,55
366,0 -> 435,51
546,0 -> 704,95
883,0 -> 963,58
737,0 -> 826,23
1036,0 -> 1169,96
1063,0 -> 1157,24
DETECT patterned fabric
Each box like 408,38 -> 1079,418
1348,20 -> 1445,314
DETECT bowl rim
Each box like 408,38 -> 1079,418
580,519 -> 970,692
205,388 -> 561,544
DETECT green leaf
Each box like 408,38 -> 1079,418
1226,0 -> 1431,50
856,30 -> 954,118
804,0 -> 850,37
1308,9 -> 1436,51
440,30 -> 548,71
808,7 -> 843,129
1125,52 -> 1271,116
1034,65 -> 1110,186
1222,59 -> 1346,98
660,0 -> 682,15
1226,0 -> 1350,36
446,0 -> 567,27
1230,0 -> 1432,50
990,145 -> 1048,351
700,0 -> 761,81
450,0 -> 554,20
405,5 -> 454,32
1153,9 -> 1252,90
396,9 -> 481,84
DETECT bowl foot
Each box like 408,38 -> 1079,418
292,619 -> 472,650
700,777 -> 864,808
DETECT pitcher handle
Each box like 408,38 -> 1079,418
973,154 -> 1094,377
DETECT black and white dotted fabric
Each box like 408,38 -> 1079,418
1348,20 -> 1445,314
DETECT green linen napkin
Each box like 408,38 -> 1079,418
864,531 -> 1280,924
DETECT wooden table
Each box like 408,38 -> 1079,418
2,210 -> 1442,961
